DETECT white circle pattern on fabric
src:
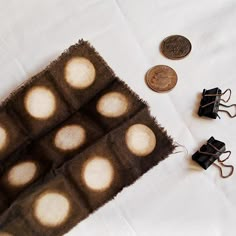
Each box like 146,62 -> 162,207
7,161 -> 37,187
83,156 -> 114,191
24,86 -> 56,119
54,124 -> 86,151
65,57 -> 96,89
0,126 -> 8,151
34,192 -> 70,227
125,124 -> 156,156
96,92 -> 128,118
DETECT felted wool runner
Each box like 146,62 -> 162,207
0,40 -> 174,236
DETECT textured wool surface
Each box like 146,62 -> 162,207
0,40 -> 174,236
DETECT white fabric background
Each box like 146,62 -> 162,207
0,0 -> 236,235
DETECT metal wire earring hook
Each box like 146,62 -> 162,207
218,150 -> 232,162
219,103 -> 236,118
213,161 -> 234,178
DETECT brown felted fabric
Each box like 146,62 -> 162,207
0,191 -> 8,215
39,111 -> 104,168
20,176 -> 89,236
9,71 -> 72,137
0,143 -> 51,202
63,134 -> 138,210
49,41 -> 116,110
0,212 -> 37,236
0,106 -> 28,162
110,107 -> 174,174
0,40 -> 175,236
82,79 -> 147,132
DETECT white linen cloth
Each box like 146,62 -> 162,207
0,0 -> 235,235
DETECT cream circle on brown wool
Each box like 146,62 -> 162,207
33,191 -> 71,228
0,125 -> 8,151
96,92 -> 129,118
125,124 -> 156,157
7,161 -> 37,187
64,57 -> 96,89
24,86 -> 56,119
82,156 -> 114,191
0,232 -> 13,236
54,124 -> 86,151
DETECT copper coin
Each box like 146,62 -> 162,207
161,35 -> 191,59
145,65 -> 178,92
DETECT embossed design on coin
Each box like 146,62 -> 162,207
161,35 -> 191,59
145,65 -> 177,92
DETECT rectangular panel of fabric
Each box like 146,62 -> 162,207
49,40 -> 116,110
0,107 -> 28,162
0,104 -> 174,235
39,111 -> 104,167
64,134 -> 138,210
110,107 -> 174,174
82,79 -> 147,132
0,213 -> 36,236
9,71 -> 72,137
0,40 -> 174,235
0,144 -> 51,202
20,176 -> 89,236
